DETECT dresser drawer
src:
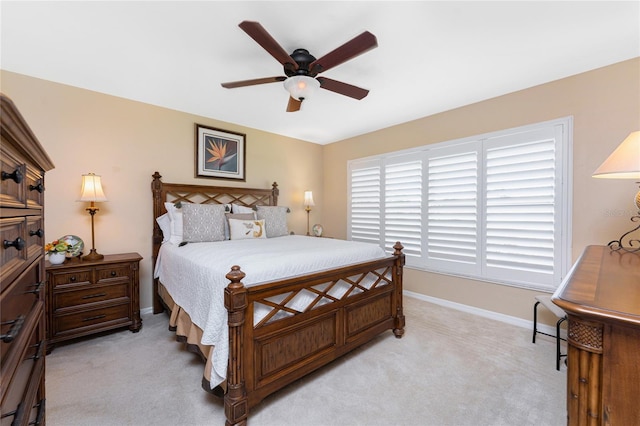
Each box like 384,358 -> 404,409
0,144 -> 26,209
53,282 -> 129,311
48,269 -> 92,287
0,217 -> 28,293
0,303 -> 44,422
52,303 -> 131,336
24,165 -> 44,210
1,263 -> 42,362
25,217 -> 44,262
96,263 -> 134,283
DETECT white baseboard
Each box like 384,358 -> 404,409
140,306 -> 154,315
403,290 -> 566,339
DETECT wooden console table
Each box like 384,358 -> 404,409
552,245 -> 640,425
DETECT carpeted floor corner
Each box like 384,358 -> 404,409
46,296 -> 566,426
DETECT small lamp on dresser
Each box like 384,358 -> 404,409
78,172 -> 108,261
592,130 -> 640,252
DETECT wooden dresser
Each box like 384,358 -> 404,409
1,94 -> 55,425
552,245 -> 640,425
45,253 -> 142,351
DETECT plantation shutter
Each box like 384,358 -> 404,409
482,126 -> 564,288
349,160 -> 382,245
425,143 -> 480,274
384,156 -> 422,257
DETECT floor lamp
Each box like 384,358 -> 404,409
78,173 -> 108,261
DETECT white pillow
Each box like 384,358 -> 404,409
156,213 -> 171,243
231,203 -> 256,217
164,202 -> 184,244
228,218 -> 267,240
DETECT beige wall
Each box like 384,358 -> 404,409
323,58 -> 640,324
1,70 -> 324,310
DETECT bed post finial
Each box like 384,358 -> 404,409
224,265 -> 249,426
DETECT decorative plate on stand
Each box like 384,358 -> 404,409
312,224 -> 323,237
59,235 -> 84,258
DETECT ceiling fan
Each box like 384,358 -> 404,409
221,21 -> 378,112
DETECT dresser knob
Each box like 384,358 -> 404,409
1,168 -> 23,184
29,180 -> 44,193
3,237 -> 25,251
30,229 -> 44,238
110,271 -> 117,277
69,276 -> 77,282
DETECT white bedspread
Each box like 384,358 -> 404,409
154,235 -> 386,386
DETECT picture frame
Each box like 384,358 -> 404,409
195,124 -> 246,181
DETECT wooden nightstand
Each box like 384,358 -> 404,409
45,252 -> 142,352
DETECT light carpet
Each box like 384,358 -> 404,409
45,296 -> 566,426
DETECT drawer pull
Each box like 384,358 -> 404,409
25,281 -> 45,294
31,398 -> 46,426
1,315 -> 25,343
29,180 -> 44,193
69,275 -> 77,282
81,292 -> 107,300
0,403 -> 22,422
3,237 -> 25,251
29,340 -> 45,361
111,271 -> 117,277
1,167 -> 23,184
30,228 -> 44,238
82,314 -> 106,322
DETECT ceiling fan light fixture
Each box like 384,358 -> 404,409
284,76 -> 320,101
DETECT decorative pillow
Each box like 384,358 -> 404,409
231,203 -> 256,216
228,218 -> 267,240
156,213 -> 171,243
181,203 -> 226,243
224,213 -> 256,240
256,205 -> 289,238
164,201 -> 189,244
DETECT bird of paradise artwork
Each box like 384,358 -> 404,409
205,137 -> 238,171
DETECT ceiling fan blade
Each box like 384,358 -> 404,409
309,31 -> 377,75
221,76 -> 286,89
238,21 -> 298,70
317,77 -> 369,100
286,96 -> 302,112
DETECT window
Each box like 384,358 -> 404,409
348,118 -> 572,291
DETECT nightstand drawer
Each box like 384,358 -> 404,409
49,269 -> 92,287
53,282 -> 129,310
95,263 -> 133,283
53,303 -> 131,335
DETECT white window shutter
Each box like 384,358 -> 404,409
349,161 -> 382,245
425,144 -> 480,274
483,126 -> 563,288
384,158 -> 422,257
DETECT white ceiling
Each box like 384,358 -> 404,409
2,1 -> 639,145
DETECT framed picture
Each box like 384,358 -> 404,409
195,124 -> 246,181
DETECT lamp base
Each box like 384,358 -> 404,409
607,214 -> 640,253
82,249 -> 104,262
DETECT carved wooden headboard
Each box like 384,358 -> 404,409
150,171 -> 279,312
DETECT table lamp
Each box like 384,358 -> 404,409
78,173 -> 108,260
592,131 -> 640,252
304,190 -> 315,236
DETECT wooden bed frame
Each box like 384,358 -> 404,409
151,172 -> 405,425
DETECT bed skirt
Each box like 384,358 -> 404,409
158,283 -> 226,396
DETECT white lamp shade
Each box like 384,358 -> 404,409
304,190 -> 315,207
78,173 -> 108,202
592,131 -> 640,179
284,76 -> 320,101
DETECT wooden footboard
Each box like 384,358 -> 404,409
224,243 -> 405,426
